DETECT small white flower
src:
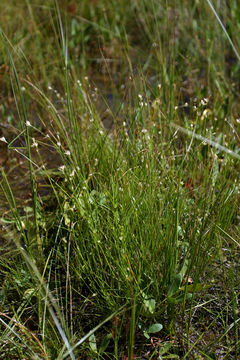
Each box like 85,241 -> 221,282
31,138 -> 38,148
65,150 -> 71,156
59,165 -> 65,172
0,136 -> 7,143
201,98 -> 208,106
26,121 -> 31,127
70,169 -> 75,177
202,109 -> 210,119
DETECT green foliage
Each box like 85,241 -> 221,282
0,0 -> 239,359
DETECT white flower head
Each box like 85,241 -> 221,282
31,138 -> 38,148
59,165 -> 65,172
70,169 -> 75,178
201,98 -> 208,106
0,136 -> 7,143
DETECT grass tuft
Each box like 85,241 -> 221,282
0,1 -> 239,359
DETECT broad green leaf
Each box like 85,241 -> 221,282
148,323 -> 163,333
24,206 -> 33,213
89,333 -> 97,352
99,192 -> 107,206
99,333 -> 112,354
158,341 -> 173,355
167,274 -> 182,297
179,283 -> 212,293
143,297 -> 156,314
167,292 -> 192,304
143,330 -> 150,339
167,259 -> 189,297
89,190 -> 97,204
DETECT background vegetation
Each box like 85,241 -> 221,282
0,0 -> 239,359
